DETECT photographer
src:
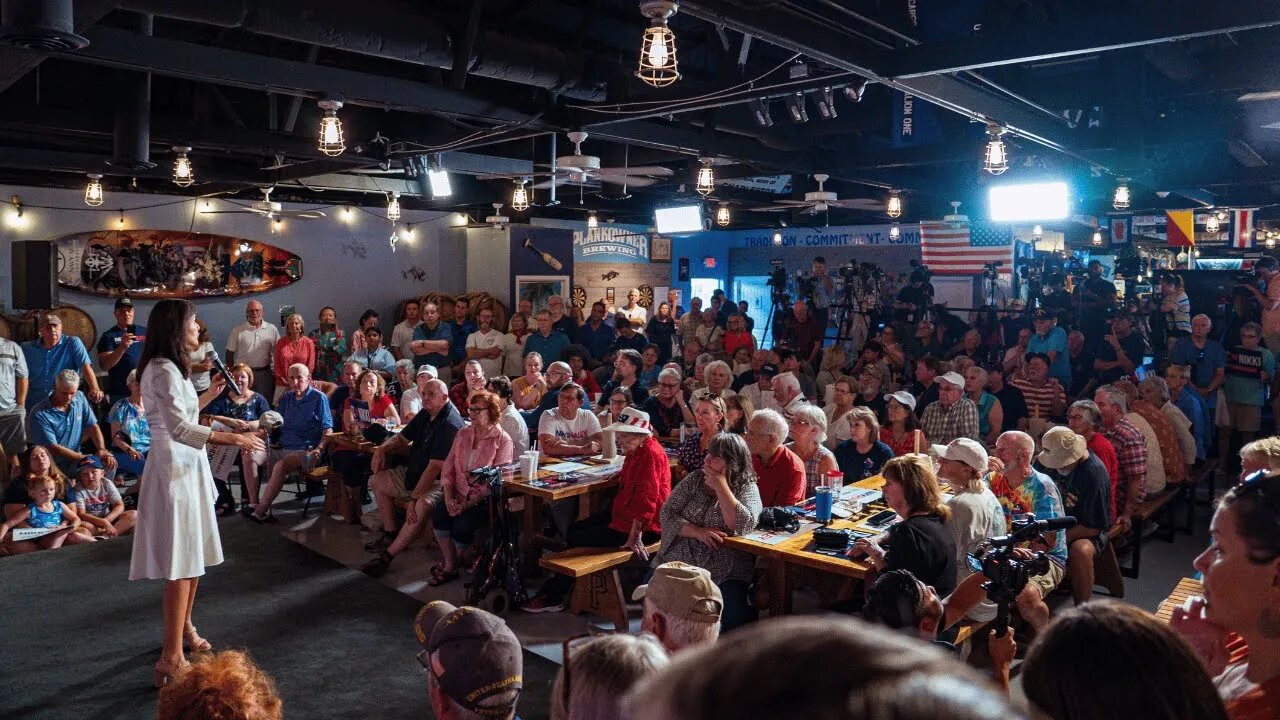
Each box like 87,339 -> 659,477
781,302 -> 823,369
894,268 -> 932,328
986,431 -> 1069,631
1093,313 -> 1146,385
809,256 -> 836,334
1077,259 -> 1118,354
1039,273 -> 1074,324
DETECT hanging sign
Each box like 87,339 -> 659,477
708,224 -> 921,249
573,225 -> 651,263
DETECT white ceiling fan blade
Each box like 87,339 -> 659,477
280,210 -> 327,219
598,175 -> 658,187
748,202 -> 810,212
829,199 -> 884,210
202,209 -> 268,215
532,178 -> 575,190
595,166 -> 674,177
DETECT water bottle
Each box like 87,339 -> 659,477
815,486 -> 834,524
302,444 -> 316,473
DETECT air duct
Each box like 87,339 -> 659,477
118,0 -> 606,101
109,12 -> 154,170
0,0 -> 89,50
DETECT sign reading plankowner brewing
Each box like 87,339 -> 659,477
573,226 -> 651,264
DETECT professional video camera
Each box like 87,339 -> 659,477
981,261 -> 1004,281
966,514 -> 1077,636
794,270 -> 819,303
908,259 -> 932,283
766,261 -> 788,301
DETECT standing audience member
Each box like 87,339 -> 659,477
524,310 -> 570,366
27,369 -> 116,478
678,297 -> 704,350
523,408 -> 670,613
1170,314 -> 1226,425
272,313 -> 315,403
636,562 -> 724,652
465,307 -> 506,378
309,307 -> 347,383
695,309 -> 725,354
919,372 -> 979,446
186,319 -> 215,393
390,299 -> 422,361
429,391 -> 513,586
551,634 -> 668,720
1221,321 -> 1274,471
1093,314 -> 1145,386
502,313 -> 531,377
646,302 -> 678,363
1036,426 -> 1113,605
414,601 -> 523,720
1160,272 -> 1194,349
22,313 -> 103,409
157,650 -> 283,720
578,301 -> 616,366
410,302 -> 454,384
0,333 -> 27,477
225,300 -> 280,401
744,409 -> 805,507
617,288 -> 648,325
97,297 -> 145,406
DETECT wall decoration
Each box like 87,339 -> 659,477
637,284 -> 655,308
54,229 -> 302,299
510,226 -> 573,311
402,265 -> 427,281
571,284 -> 587,308
522,237 -> 565,271
515,275 -> 570,313
341,239 -> 368,259
650,236 -> 672,262
601,270 -> 620,281
573,225 -> 651,263
606,287 -> 615,305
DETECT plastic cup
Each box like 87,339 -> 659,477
521,456 -> 538,481
824,469 -> 844,496
815,486 -> 834,524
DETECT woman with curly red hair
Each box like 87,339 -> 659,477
158,650 -> 282,720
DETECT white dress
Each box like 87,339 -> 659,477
129,358 -> 220,580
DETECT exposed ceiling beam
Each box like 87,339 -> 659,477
0,0 -> 115,94
882,2 -> 1280,79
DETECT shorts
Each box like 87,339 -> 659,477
0,409 -> 26,455
1027,558 -> 1067,600
267,447 -> 307,469
1218,403 -> 1262,432
371,466 -> 442,506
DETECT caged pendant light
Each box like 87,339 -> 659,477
1112,177 -> 1130,210
982,125 -> 1009,176
317,99 -> 346,156
171,146 -> 195,187
886,191 -> 902,219
715,203 -> 731,227
695,158 -> 714,196
511,180 -> 530,212
386,192 -> 401,222
84,174 -> 104,206
636,1 -> 680,88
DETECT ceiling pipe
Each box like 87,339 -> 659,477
110,12 -> 153,170
117,0 -> 607,101
0,0 -> 88,50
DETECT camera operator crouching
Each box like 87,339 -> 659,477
893,263 -> 934,338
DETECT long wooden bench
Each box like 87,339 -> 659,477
540,542 -> 662,632
1115,485 -> 1181,579
1155,577 -> 1202,624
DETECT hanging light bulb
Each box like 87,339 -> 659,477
84,173 -> 104,206
889,223 -> 901,240
1217,209 -> 1228,221
404,225 -> 416,241
116,210 -> 125,229
636,1 -> 680,88
1194,248 -> 1202,257
511,180 -> 529,212
316,99 -> 346,156
587,211 -> 599,229
772,229 -> 783,246
171,146 -> 195,187
270,216 -> 283,234
1112,177 -> 1130,210
340,206 -> 354,224
386,191 -> 401,222
886,191 -> 902,219
1205,213 -> 1220,235
1092,229 -> 1103,246
1032,224 -> 1044,241
715,203 -> 731,227
695,158 -> 714,196
983,125 -> 1009,176
238,241 -> 252,254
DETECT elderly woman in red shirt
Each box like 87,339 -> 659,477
522,407 -> 672,613
428,390 -> 513,587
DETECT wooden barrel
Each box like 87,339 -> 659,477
398,292 -> 508,331
0,315 -> 13,341
49,305 -> 98,351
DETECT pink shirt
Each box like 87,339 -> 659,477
442,424 -> 514,506
274,336 -> 316,386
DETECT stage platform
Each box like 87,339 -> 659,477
0,517 -> 557,720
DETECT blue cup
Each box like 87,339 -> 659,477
814,486 -> 834,524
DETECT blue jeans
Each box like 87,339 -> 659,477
112,450 -> 146,477
432,500 -> 488,546
718,579 -> 757,633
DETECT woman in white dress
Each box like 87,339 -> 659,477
128,300 -> 264,688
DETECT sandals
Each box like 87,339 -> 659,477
184,627 -> 211,653
153,658 -> 190,689
428,564 -> 460,587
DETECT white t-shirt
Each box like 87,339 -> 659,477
945,485 -> 1007,622
400,387 -> 423,419
466,329 -> 506,378
501,403 -> 530,456
188,341 -> 215,391
617,304 -> 647,325
391,319 -> 420,359
538,408 -> 601,444
225,321 -> 280,368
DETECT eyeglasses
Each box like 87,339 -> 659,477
467,406 -> 486,414
658,382 -> 681,389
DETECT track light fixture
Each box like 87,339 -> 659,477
511,179 -> 529,212
386,191 -> 401,222
636,1 -> 680,88
748,97 -> 774,128
427,154 -> 452,198
886,191 -> 902,219
784,92 -> 809,124
716,203 -> 731,227
695,158 -> 714,196
982,124 -> 1008,176
317,99 -> 346,156
844,81 -> 868,104
84,174 -> 104,207
171,146 -> 194,187
814,87 -> 837,119
1112,177 -> 1130,210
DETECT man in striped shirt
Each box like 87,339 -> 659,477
1094,387 -> 1148,534
1010,353 -> 1067,422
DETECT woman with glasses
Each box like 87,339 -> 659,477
676,396 -> 726,474
964,366 -> 1003,448
552,633 -> 668,720
879,392 -> 925,457
429,391 -> 513,587
1172,471 -> 1280,717
652,433 -> 763,632
786,404 -> 837,498
639,368 -> 692,439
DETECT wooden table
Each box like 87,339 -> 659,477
723,475 -> 887,615
504,455 -> 623,575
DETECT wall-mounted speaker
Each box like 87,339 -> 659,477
11,241 -> 56,310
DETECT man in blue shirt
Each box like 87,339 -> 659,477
1027,309 -> 1071,388
27,369 -> 116,478
349,326 -> 397,380
576,301 -> 615,367
1166,364 -> 1207,462
524,310 -> 570,365
97,297 -> 146,406
1170,314 -> 1226,420
410,302 -> 454,384
248,363 -> 333,522
22,313 -> 103,408
450,297 -> 477,373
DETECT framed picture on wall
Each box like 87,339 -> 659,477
651,236 -> 672,261
516,275 -> 571,313
606,287 -> 616,305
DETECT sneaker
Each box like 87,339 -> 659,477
363,533 -> 394,553
361,552 -> 392,578
520,594 -> 566,614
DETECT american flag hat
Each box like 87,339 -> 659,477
604,407 -> 654,435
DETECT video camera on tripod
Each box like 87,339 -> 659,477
981,261 -> 1004,280
766,259 -> 789,304
966,514 -> 1077,636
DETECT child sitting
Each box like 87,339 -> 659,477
73,456 -> 136,538
0,474 -> 94,550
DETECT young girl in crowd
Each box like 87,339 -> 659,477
0,474 -> 93,550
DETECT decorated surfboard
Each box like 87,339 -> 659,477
54,229 -> 303,299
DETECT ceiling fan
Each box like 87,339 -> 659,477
531,132 -> 674,189
202,187 -> 327,220
747,174 -> 884,214
460,203 -> 511,229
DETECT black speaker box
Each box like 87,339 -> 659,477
11,240 -> 56,310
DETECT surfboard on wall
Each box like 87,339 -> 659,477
54,229 -> 303,299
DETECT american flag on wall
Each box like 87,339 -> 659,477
919,223 -> 1014,276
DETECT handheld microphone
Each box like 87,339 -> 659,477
205,350 -> 243,396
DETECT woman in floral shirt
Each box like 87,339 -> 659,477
309,306 -> 347,382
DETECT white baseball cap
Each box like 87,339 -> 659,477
935,371 -> 966,388
416,364 -> 439,378
883,390 -> 917,411
931,438 -> 988,472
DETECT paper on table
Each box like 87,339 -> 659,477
541,461 -> 592,474
740,521 -> 820,545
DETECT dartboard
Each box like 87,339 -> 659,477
571,284 -> 588,308
637,285 -> 654,308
